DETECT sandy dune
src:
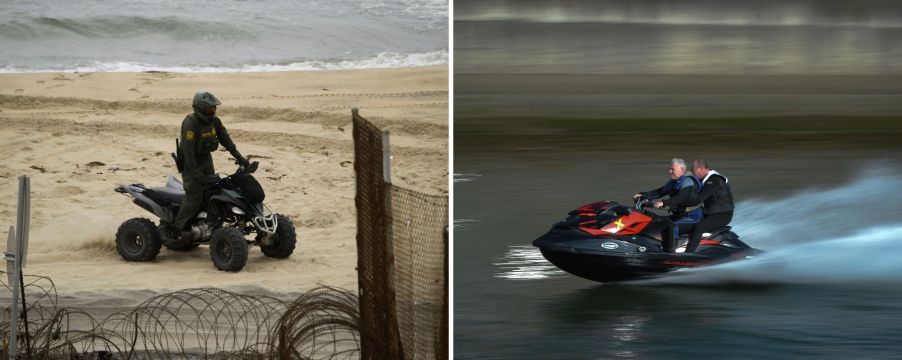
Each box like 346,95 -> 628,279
0,66 -> 448,298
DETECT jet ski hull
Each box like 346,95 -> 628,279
537,246 -> 755,283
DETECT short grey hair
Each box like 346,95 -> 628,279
671,158 -> 686,170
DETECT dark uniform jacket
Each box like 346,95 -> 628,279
180,111 -> 241,185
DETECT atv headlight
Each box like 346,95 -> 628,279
232,206 -> 246,215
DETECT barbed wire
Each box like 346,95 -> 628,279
0,271 -> 359,359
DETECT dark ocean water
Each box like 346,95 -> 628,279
455,0 -> 902,75
454,1 -> 902,358
0,0 -> 447,72
454,148 -> 902,359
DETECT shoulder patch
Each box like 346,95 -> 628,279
185,130 -> 195,141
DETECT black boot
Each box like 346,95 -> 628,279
158,223 -> 178,245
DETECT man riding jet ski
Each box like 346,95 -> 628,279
632,158 -> 702,253
531,198 -> 760,283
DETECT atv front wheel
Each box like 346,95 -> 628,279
210,227 -> 248,272
257,214 -> 297,259
115,218 -> 162,262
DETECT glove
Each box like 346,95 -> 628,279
235,155 -> 250,167
200,174 -> 221,188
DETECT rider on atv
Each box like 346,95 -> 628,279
167,90 -> 250,242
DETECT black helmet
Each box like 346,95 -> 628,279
192,90 -> 221,113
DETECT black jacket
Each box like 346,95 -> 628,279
683,172 -> 735,215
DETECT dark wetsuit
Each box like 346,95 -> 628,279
641,175 -> 703,252
681,171 -> 735,253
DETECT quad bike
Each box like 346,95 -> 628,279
114,161 -> 296,271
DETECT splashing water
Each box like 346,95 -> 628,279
733,166 -> 902,248
642,224 -> 902,285
645,165 -> 902,285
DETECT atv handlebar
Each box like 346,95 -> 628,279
238,161 -> 259,174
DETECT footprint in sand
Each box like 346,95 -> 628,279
14,89 -> 23,93
36,80 -> 45,85
129,87 -> 139,92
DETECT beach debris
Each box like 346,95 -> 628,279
86,161 -> 106,167
29,165 -> 47,173
248,154 -> 273,160
340,161 -> 351,167
108,164 -> 137,172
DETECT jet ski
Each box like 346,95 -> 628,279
532,200 -> 762,283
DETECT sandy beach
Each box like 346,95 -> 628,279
0,65 -> 448,300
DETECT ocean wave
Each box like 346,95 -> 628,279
0,50 -> 448,73
0,15 -> 252,41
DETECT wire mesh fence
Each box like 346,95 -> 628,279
0,271 -> 360,359
389,186 -> 448,360
352,109 -> 449,360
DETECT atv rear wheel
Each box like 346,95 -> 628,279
115,218 -> 162,262
257,214 -> 297,259
210,227 -> 248,272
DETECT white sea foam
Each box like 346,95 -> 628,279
0,50 -> 448,74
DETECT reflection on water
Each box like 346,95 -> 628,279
493,245 -> 564,280
453,218 -> 479,230
456,0 -> 902,74
453,172 -> 482,183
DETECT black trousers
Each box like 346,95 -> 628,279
686,212 -> 733,253
660,216 -> 699,253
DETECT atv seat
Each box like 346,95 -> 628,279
149,175 -> 185,204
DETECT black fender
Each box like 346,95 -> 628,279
209,194 -> 254,217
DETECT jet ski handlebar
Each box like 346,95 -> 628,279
634,198 -> 652,210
